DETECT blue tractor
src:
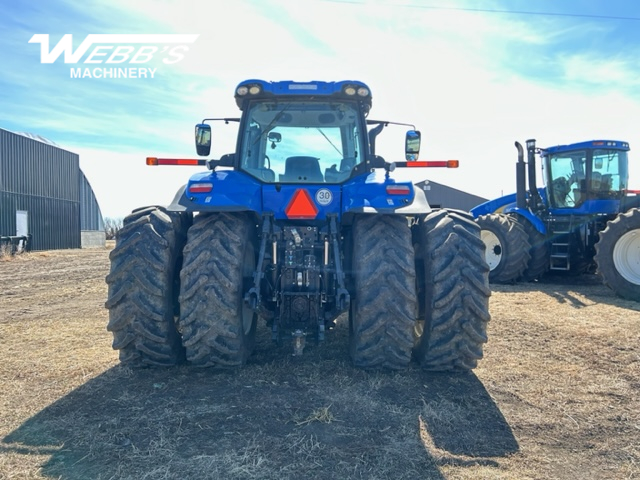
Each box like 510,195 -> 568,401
105,79 -> 491,369
471,139 -> 640,300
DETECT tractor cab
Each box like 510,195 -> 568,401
237,100 -> 364,184
193,80 -> 423,185
543,141 -> 629,210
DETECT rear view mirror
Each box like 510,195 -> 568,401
268,132 -> 281,149
195,123 -> 212,156
268,132 -> 281,143
405,130 -> 421,160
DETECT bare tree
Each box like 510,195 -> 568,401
104,217 -> 124,240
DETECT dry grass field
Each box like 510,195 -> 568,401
0,245 -> 639,479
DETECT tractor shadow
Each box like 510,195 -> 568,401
2,327 -> 518,479
496,273 -> 639,311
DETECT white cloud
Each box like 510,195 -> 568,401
562,54 -> 640,87
11,0 -> 640,216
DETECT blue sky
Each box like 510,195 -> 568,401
1,0 -> 640,218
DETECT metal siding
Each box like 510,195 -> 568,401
0,128 -> 82,250
0,128 -> 79,201
0,191 -> 80,250
79,171 -> 105,231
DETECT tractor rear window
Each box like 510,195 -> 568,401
239,101 -> 365,183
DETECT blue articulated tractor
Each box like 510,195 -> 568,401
471,139 -> 640,301
105,79 -> 491,370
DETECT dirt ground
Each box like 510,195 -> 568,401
0,245 -> 639,480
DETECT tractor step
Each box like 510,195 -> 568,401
550,242 -> 570,270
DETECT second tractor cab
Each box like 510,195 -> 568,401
543,140 -> 630,211
471,139 -> 640,301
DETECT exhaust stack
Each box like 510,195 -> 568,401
526,139 -> 543,209
515,141 -> 526,209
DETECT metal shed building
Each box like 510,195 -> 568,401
0,128 -> 104,250
415,179 -> 487,212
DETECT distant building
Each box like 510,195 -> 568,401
415,179 -> 487,212
0,128 -> 105,250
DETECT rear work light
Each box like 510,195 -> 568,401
386,185 -> 411,195
146,157 -> 207,166
188,182 -> 213,193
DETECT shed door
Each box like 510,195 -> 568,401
16,211 -> 28,237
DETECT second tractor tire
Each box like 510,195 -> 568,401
476,213 -> 530,283
594,208 -> 640,301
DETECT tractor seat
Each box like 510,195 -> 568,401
279,156 -> 324,182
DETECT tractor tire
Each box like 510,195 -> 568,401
476,213 -> 530,283
519,218 -> 549,282
414,210 -> 491,371
594,208 -> 640,301
105,206 -> 189,366
349,214 -> 416,369
178,213 -> 258,366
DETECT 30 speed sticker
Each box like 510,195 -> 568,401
315,188 -> 333,206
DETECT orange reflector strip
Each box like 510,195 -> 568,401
386,185 -> 411,195
146,157 -> 206,166
285,189 -> 318,219
405,161 -> 429,167
188,182 -> 213,193
403,160 -> 459,168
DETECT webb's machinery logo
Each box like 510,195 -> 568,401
28,34 -> 199,79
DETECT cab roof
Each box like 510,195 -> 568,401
541,140 -> 630,155
234,79 -> 372,111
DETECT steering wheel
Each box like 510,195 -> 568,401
265,155 -> 271,169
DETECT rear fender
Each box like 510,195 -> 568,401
342,171 -> 431,216
166,170 -> 262,214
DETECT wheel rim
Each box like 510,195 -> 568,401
480,230 -> 503,271
613,229 -> 640,285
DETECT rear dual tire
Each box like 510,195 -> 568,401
349,215 -> 416,369
414,210 -> 491,370
105,207 -> 190,366
178,213 -> 258,366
